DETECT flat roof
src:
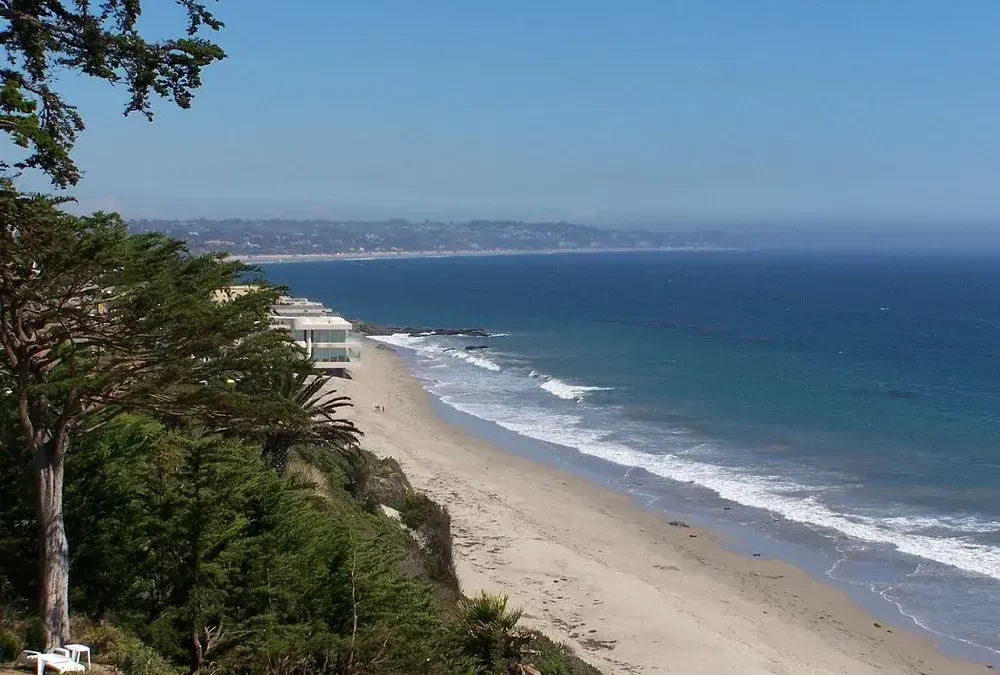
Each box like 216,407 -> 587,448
290,316 -> 352,330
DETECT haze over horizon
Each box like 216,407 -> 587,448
34,1 -> 1000,228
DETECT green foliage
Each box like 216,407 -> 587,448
220,370 -> 363,476
78,623 -> 177,675
400,493 -> 460,592
0,196 -> 605,672
457,592 -> 533,675
0,192 -> 311,643
0,626 -> 25,662
0,190 -> 303,457
0,617 -> 43,658
527,632 -> 603,675
22,618 -> 46,654
1,407 -> 605,674
112,639 -> 179,675
51,417 -> 465,674
0,1 -> 225,187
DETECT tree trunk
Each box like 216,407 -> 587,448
189,627 -> 203,675
35,442 -> 70,648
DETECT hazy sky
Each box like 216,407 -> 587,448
36,1 -> 1000,225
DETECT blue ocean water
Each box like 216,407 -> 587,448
264,251 -> 1000,661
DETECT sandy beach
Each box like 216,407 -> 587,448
338,344 -> 987,675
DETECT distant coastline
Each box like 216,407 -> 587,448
235,246 -> 741,264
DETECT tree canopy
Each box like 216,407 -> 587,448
0,188 -> 304,645
0,0 -> 226,187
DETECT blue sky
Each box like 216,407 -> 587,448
41,1 -> 1000,225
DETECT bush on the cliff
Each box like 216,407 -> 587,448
528,632 -> 604,675
0,411 -> 602,675
2,415 -> 468,675
457,592 -> 533,674
400,493 -> 460,592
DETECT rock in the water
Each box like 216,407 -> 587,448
351,320 -> 490,338
464,345 -> 489,351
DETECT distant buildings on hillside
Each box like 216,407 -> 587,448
133,218 -> 740,256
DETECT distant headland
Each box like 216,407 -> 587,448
129,218 -> 742,258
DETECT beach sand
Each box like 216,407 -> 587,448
338,344 -> 987,675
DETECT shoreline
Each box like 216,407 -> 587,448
233,246 -> 741,264
339,344 -> 990,675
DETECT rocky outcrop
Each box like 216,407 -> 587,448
351,320 -> 490,338
347,453 -> 412,509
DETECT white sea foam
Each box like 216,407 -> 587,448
369,333 -> 430,350
369,334 -> 502,371
879,514 -> 1000,535
451,351 -> 502,371
539,378 -> 613,400
436,394 -> 1000,581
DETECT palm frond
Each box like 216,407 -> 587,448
259,369 -> 363,474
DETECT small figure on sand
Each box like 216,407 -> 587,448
373,404 -> 385,413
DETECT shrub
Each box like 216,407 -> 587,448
400,493 -> 459,591
527,632 -> 603,675
0,626 -> 25,663
79,623 -> 176,675
457,592 -> 533,675
22,618 -> 46,653
112,638 -> 178,675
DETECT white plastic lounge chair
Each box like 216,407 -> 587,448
63,644 -> 91,670
39,653 -> 85,675
15,649 -> 86,675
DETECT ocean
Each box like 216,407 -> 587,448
263,250 -> 1000,663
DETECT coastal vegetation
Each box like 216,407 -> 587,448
0,294 -> 601,673
0,4 -> 600,673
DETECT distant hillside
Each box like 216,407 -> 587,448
130,218 -> 741,256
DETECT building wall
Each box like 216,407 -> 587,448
269,299 -> 361,371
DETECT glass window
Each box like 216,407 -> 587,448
312,348 -> 348,362
312,329 -> 347,343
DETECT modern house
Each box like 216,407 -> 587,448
213,289 -> 362,376
270,297 -> 330,317
269,297 -> 362,376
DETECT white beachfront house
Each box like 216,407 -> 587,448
269,298 -> 362,376
270,297 -> 330,317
